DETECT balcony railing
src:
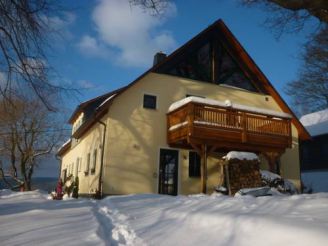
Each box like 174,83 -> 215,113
167,102 -> 292,150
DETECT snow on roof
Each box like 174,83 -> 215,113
168,96 -> 292,119
57,139 -> 71,153
223,151 -> 259,161
300,109 -> 328,136
97,94 -> 117,110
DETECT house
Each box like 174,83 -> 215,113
300,109 -> 328,171
57,19 -> 310,197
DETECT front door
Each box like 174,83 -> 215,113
159,149 -> 179,196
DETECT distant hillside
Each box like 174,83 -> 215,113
1,177 -> 57,192
31,177 -> 58,192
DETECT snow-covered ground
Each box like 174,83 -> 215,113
2,190 -> 328,246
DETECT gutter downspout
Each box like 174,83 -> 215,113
97,120 -> 107,199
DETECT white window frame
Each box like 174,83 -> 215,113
85,153 -> 90,174
91,149 -> 97,174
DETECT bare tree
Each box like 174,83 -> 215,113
241,1 -> 328,22
0,0 -> 69,111
0,95 -> 64,190
239,1 -> 328,115
129,0 -> 171,15
285,25 -> 328,115
240,0 -> 328,37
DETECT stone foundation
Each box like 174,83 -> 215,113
226,159 -> 262,195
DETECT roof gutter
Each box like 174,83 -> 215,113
96,119 -> 107,199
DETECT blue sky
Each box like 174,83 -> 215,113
49,0 -> 314,109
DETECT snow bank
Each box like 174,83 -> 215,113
223,151 -> 259,161
260,170 -> 297,194
103,193 -> 328,246
2,190 -> 328,245
0,190 -> 105,246
168,96 -> 292,119
300,109 -> 328,136
260,170 -> 281,181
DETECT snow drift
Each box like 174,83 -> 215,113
1,190 -> 328,245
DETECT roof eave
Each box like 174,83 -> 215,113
215,20 -> 311,140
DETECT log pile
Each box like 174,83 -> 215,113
226,159 -> 262,195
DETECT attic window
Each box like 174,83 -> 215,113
143,94 -> 157,109
155,36 -> 261,93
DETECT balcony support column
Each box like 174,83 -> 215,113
200,144 -> 208,194
263,152 -> 282,174
190,142 -> 208,194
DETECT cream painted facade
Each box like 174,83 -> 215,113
60,121 -> 103,194
60,72 -> 302,195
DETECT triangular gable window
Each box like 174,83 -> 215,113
166,42 -> 211,82
157,35 -> 260,93
216,47 -> 258,92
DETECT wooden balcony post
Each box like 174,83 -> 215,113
287,119 -> 292,147
241,112 -> 247,143
187,103 -> 195,136
201,144 -> 208,194
166,114 -> 170,144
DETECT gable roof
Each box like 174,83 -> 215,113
300,109 -> 328,137
57,139 -> 71,157
69,19 -> 310,140
68,86 -> 126,124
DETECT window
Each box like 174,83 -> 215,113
189,151 -> 201,177
62,169 -> 67,182
71,163 -> 74,176
166,42 -> 211,82
143,94 -> 157,109
215,48 -> 258,92
85,153 -> 90,175
156,37 -> 261,93
91,149 -> 97,174
76,158 -> 80,172
78,158 -> 82,172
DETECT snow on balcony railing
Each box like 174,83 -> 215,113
168,96 -> 292,119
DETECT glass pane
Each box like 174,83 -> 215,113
143,94 -> 157,109
189,152 -> 201,177
216,48 -> 258,92
167,42 -> 211,82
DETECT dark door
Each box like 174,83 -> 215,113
159,149 -> 179,196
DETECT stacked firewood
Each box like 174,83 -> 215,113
227,159 -> 262,195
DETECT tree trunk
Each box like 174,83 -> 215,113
20,159 -> 32,191
24,179 -> 31,191
26,164 -> 34,191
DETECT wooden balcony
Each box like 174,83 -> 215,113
167,101 -> 292,153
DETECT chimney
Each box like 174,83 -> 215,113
153,51 -> 167,66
